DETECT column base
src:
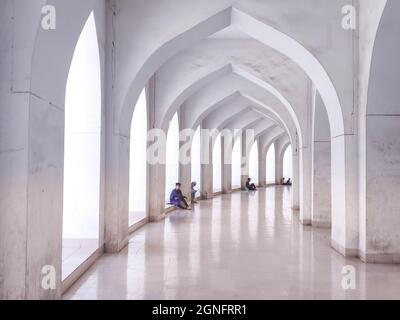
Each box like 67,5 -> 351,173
149,213 -> 166,222
201,192 -> 213,200
222,190 -> 232,194
105,236 -> 129,253
359,251 -> 400,264
331,239 -> 358,257
312,220 -> 331,228
300,218 -> 311,226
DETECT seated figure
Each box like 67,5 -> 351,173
282,178 -> 292,186
191,181 -> 198,204
246,177 -> 257,191
169,182 -> 191,210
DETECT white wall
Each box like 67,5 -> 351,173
63,12 -> 101,240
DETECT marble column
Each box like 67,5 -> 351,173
200,124 -> 213,199
311,92 -> 331,228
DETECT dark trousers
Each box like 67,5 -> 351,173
178,197 -> 189,209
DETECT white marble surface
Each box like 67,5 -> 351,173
62,239 -> 99,280
311,92 -> 331,227
129,211 -> 147,227
64,187 -> 400,300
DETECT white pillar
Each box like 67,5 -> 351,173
331,134 -> 359,256
221,135 -> 232,193
311,92 -> 331,228
200,124 -> 213,199
299,146 -> 312,225
359,3 -> 400,263
240,131 -> 250,189
275,142 -> 284,184
292,149 -> 300,210
148,163 -> 167,221
146,77 -> 166,221
258,140 -> 267,187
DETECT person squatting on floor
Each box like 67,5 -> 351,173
191,181 -> 198,205
246,178 -> 257,191
281,177 -> 292,186
169,182 -> 192,210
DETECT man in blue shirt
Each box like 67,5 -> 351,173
169,182 -> 191,210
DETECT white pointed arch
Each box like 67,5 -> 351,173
119,7 -> 343,139
62,10 -> 102,279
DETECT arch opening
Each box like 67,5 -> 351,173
62,12 -> 101,280
129,88 -> 148,226
249,141 -> 259,186
213,133 -> 222,193
165,112 -> 180,206
113,5 -> 347,253
283,145 -> 292,182
191,125 -> 202,194
232,136 -> 242,189
266,144 -> 276,184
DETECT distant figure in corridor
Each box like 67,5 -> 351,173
246,178 -> 257,191
191,181 -> 198,204
169,182 -> 191,210
282,178 -> 292,186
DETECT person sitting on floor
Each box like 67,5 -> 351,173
169,182 -> 191,210
191,181 -> 198,204
283,178 -> 292,186
246,177 -> 257,191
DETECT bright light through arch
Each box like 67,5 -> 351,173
213,133 -> 222,193
129,88 -> 147,225
232,136 -> 241,189
191,126 -> 201,192
266,144 -> 276,184
165,112 -> 180,205
62,12 -> 101,279
249,141 -> 259,186
283,145 -> 292,180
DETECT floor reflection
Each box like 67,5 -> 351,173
64,187 -> 400,300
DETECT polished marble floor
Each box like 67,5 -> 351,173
64,186 -> 400,300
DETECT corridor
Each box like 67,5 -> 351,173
64,187 -> 400,300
